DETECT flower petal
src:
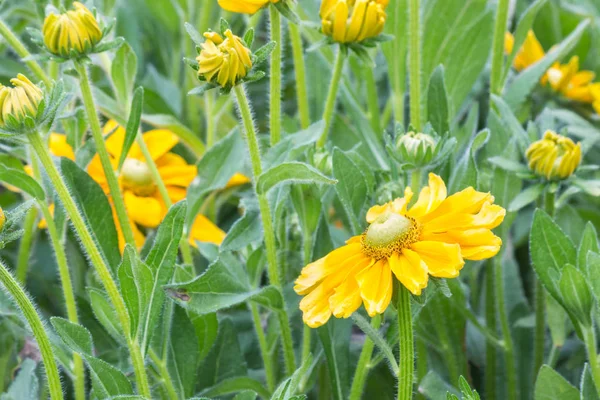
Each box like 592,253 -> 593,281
124,191 -> 164,228
407,173 -> 447,219
158,165 -> 198,186
129,129 -> 179,161
388,251 -> 428,295
329,257 -> 374,318
410,241 -> 464,278
189,214 -> 225,246
49,133 -> 75,160
357,259 -> 393,317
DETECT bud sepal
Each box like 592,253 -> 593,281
0,201 -> 35,249
387,123 -> 456,170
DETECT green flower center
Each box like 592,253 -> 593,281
361,212 -> 421,260
121,158 -> 156,196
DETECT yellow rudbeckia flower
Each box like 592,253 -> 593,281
87,121 -> 225,249
197,30 -> 252,88
295,173 -> 506,328
42,1 -> 102,58
505,30 -> 545,71
218,0 -> 279,14
544,56 -> 597,103
320,0 -> 389,43
526,130 -> 581,180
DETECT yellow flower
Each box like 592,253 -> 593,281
508,30 -> 545,71
0,207 -> 5,232
42,1 -> 102,58
197,30 -> 252,87
218,0 -> 279,14
545,56 -> 596,103
526,130 -> 581,180
225,173 -> 251,188
0,74 -> 43,129
294,174 -> 506,328
320,0 -> 389,44
87,121 -> 224,249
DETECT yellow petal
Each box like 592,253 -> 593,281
333,1 -> 349,43
189,214 -> 225,246
225,173 -> 251,188
329,257 -> 373,318
356,259 -> 393,317
299,283 -> 333,328
49,133 -> 75,160
410,241 -> 464,278
158,165 -> 197,187
103,122 -> 127,159
124,191 -> 164,228
130,129 -> 179,161
294,257 -> 327,295
388,250 -> 428,295
217,0 -> 269,14
407,173 -> 447,219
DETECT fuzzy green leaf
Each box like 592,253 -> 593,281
0,165 -> 45,200
117,87 -> 144,171
534,365 -> 580,400
256,162 -> 336,195
427,65 -> 449,135
559,265 -> 593,328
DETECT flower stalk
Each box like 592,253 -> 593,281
495,254 -> 517,399
73,61 -> 136,249
15,208 -> 37,284
397,286 -> 414,400
289,22 -> 310,129
317,47 -> 346,148
583,326 -> 600,397
408,0 -> 422,131
349,315 -> 381,400
233,84 -> 296,374
0,258 -> 63,400
270,5 -> 283,146
27,130 -> 152,398
490,0 -> 510,95
365,67 -> 382,136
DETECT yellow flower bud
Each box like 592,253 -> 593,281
504,32 -> 514,55
197,29 -> 252,87
0,207 -> 5,232
217,0 -> 278,14
320,0 -> 389,43
42,2 -> 102,58
526,130 -> 581,180
0,74 -> 43,129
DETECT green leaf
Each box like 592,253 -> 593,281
60,158 -> 121,270
253,42 -> 276,66
88,288 -> 124,341
508,183 -> 544,212
117,87 -> 144,171
580,364 -> 600,400
427,65 -> 449,135
256,162 -> 336,195
505,20 -> 590,111
0,164 -> 45,200
317,324 -> 346,400
291,184 -> 322,240
535,365 -> 580,400
271,354 -> 314,400
578,223 -> 599,271
351,314 -> 398,375
117,246 -> 141,337
139,201 -> 186,352
487,156 -> 530,174
111,42 -> 137,107
220,210 -> 263,252
51,317 -> 93,355
188,312 -> 218,361
1,358 -> 38,400
559,265 -> 593,328
188,84 -> 218,96
449,129 -> 489,193
490,95 -> 530,152
165,257 -> 283,314
332,148 -> 368,232
168,306 -> 199,398
200,377 -> 269,399
586,252 -> 600,304
185,22 -> 204,46
234,391 -> 257,400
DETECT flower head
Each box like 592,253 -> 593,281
197,29 -> 252,88
0,74 -> 43,131
218,0 -> 279,14
526,130 -> 581,180
507,30 -> 545,71
295,174 -> 505,327
42,2 -> 103,58
544,56 -> 597,103
320,0 -> 389,44
396,131 -> 437,164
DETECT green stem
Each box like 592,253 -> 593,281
317,48 -> 346,148
408,0 -> 422,131
584,327 -> 600,398
364,68 -> 382,136
0,19 -> 51,86
233,84 -> 296,375
547,345 -> 560,368
385,0 -> 407,125
485,261 -> 497,400
73,61 -> 136,249
27,130 -> 152,398
410,169 -> 422,195
495,255 -> 517,400
0,259 -> 63,400
490,0 -> 510,95
149,350 -> 178,400
415,338 -> 427,399
269,5 -> 283,146
289,22 -> 310,129
349,315 -> 381,400
15,207 -> 37,284
250,304 -> 276,392
205,93 -> 216,148
397,286 -> 414,400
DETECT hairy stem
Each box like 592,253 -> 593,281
250,303 -> 276,391
289,22 -> 310,129
485,261 -> 497,400
397,286 -> 414,400
349,315 -> 381,400
269,6 -> 283,146
317,48 -> 346,148
584,326 -> 600,397
408,0 -> 422,131
364,68 -> 382,136
490,0 -> 510,95
15,207 -> 37,284
495,255 -> 517,399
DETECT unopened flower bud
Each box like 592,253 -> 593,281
197,29 -> 252,87
320,0 -> 389,44
526,130 -> 581,180
396,131 -> 437,166
0,74 -> 43,131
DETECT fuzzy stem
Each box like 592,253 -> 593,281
317,48 -> 346,148
0,19 -> 51,86
495,255 -> 517,399
289,22 -> 310,129
233,84 -> 296,375
584,326 -> 600,397
250,303 -> 276,391
349,315 -> 381,400
0,259 -> 63,400
397,286 -> 414,400
490,0 -> 510,95
205,93 -> 216,148
408,0 -> 422,131
364,68 -> 382,136
73,61 -> 136,248
269,5 -> 283,146
485,260 -> 497,400
149,350 -> 178,400
389,1 -> 407,125
27,130 -> 151,398
15,207 -> 37,284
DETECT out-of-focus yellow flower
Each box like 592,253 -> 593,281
294,173 -> 506,328
197,30 -> 252,87
42,2 -> 102,58
506,30 -> 545,71
218,0 -> 279,14
320,0 -> 389,44
526,130 -> 581,180
88,120 -> 224,249
0,74 -> 43,130
0,207 -> 5,232
590,85 -> 600,114
544,56 -> 597,103
225,173 -> 251,188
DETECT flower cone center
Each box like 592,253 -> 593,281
362,212 -> 421,260
121,158 -> 156,196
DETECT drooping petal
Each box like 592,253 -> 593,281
158,165 -> 198,187
217,0 -> 270,14
129,129 -> 179,161
295,257 -> 327,295
388,251 -> 428,295
410,241 -> 464,278
357,259 -> 393,317
123,191 -> 164,228
407,173 -> 447,219
424,229 -> 503,260
299,283 -> 333,328
188,214 -> 225,246
329,257 -> 374,318
49,133 -> 75,160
